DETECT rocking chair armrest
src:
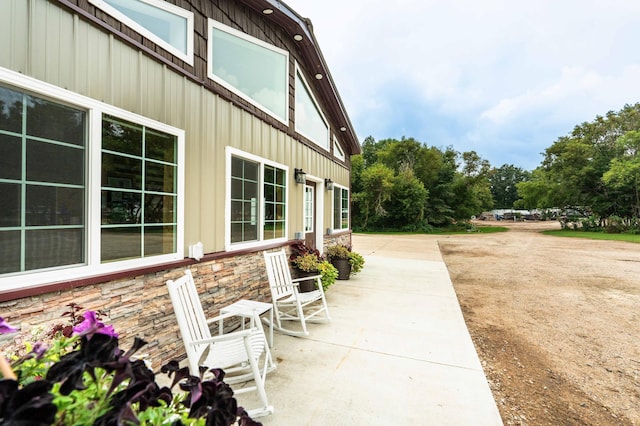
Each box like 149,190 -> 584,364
187,328 -> 256,346
270,282 -> 300,289
291,275 -> 321,282
205,310 -> 248,325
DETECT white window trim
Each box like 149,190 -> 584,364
89,0 -> 194,65
225,147 -> 289,252
0,66 -> 185,293
294,63 -> 330,151
332,184 -> 350,231
208,20 -> 290,125
333,135 -> 346,161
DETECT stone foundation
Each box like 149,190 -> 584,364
0,250 -> 271,371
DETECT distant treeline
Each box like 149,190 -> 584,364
352,103 -> 640,233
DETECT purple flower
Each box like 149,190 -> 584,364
0,317 -> 17,334
31,342 -> 48,360
72,311 -> 118,340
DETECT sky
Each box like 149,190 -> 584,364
287,0 -> 640,170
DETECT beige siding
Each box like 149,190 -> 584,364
0,0 -> 350,255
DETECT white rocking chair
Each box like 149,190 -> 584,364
263,249 -> 331,336
166,269 -> 275,418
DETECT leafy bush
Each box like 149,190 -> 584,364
0,306 -> 261,426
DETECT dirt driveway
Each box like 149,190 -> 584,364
438,221 -> 640,425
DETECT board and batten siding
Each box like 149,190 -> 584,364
0,0 -> 350,255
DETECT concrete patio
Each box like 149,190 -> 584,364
237,234 -> 503,425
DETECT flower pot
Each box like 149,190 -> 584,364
330,258 -> 351,280
291,269 -> 318,292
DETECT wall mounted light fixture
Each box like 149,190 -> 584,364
294,168 -> 306,184
324,178 -> 334,190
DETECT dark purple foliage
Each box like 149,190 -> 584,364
1,310 -> 260,426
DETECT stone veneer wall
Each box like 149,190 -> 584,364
323,233 -> 352,248
0,250 -> 273,370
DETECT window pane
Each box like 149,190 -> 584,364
0,231 -> 21,273
101,190 -> 142,224
0,183 -> 20,227
27,139 -> 84,185
230,223 -> 257,243
264,185 -> 274,202
26,185 -> 84,226
144,225 -> 175,256
341,189 -> 349,229
275,168 -> 285,186
101,227 -> 141,262
102,153 -> 143,190
0,86 -> 23,134
295,71 -> 328,149
264,204 -> 274,222
144,194 -> 175,223
0,134 -> 22,180
25,97 -> 85,145
102,118 -> 143,156
104,0 -> 189,53
275,185 -> 284,203
242,201 -> 256,222
333,189 -> 341,229
146,130 -> 176,162
25,229 -> 83,270
264,165 -> 275,184
211,26 -> 287,120
145,161 -> 175,192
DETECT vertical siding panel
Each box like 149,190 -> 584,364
0,0 -> 28,72
28,0 -> 48,80
184,84 -> 205,248
202,90 -> 219,249
51,6 -> 74,90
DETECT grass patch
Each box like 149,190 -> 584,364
542,230 -> 640,243
430,226 -> 508,235
355,226 -> 509,235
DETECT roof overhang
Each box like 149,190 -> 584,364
237,0 -> 361,155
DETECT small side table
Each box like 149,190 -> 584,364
220,299 -> 274,348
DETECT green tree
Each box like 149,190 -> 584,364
602,130 -> 640,217
517,103 -> 640,219
385,169 -> 429,229
490,164 -> 531,208
353,162 -> 394,229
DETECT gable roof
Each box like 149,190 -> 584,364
237,0 -> 361,155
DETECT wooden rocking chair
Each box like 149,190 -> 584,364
166,269 -> 275,417
263,249 -> 331,336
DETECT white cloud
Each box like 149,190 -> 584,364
288,0 -> 640,169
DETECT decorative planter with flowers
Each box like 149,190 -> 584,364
289,241 -> 338,292
325,244 -> 365,280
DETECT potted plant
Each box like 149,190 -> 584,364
289,241 -> 338,292
325,244 -> 365,280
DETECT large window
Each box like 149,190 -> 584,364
0,70 -> 184,292
209,21 -> 289,123
295,67 -> 329,150
101,116 -> 178,262
227,149 -> 287,249
89,0 -> 194,64
0,87 -> 86,274
333,186 -> 349,231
